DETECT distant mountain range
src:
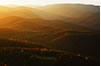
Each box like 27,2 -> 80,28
0,4 -> 100,56
0,4 -> 99,31
36,4 -> 100,30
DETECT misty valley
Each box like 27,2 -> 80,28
0,4 -> 100,66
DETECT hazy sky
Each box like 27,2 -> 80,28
0,0 -> 100,6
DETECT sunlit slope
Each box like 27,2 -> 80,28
0,16 -> 56,32
0,6 -> 40,18
0,16 -> 92,32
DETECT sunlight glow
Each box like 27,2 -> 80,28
0,0 -> 100,6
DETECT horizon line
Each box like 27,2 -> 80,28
0,2 -> 100,6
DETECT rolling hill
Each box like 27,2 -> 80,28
0,16 -> 93,32
0,4 -> 99,31
0,4 -> 99,65
36,4 -> 100,31
0,15 -> 99,56
37,4 -> 99,19
0,39 -> 46,48
0,6 -> 40,19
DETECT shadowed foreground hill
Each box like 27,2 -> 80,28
0,39 -> 99,66
49,31 -> 100,56
0,27 -> 99,57
0,39 -> 46,48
